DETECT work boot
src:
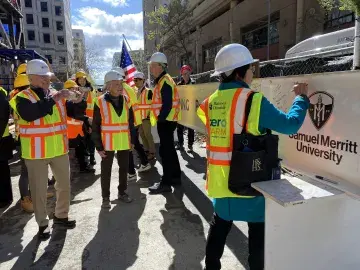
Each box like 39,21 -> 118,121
38,225 -> 51,240
101,198 -> 111,209
21,196 -> 34,213
148,182 -> 172,194
53,216 -> 76,229
137,163 -> 151,173
118,193 -> 133,203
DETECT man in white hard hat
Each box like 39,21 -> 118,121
197,44 -> 309,270
148,52 -> 182,194
91,70 -> 133,208
9,59 -> 79,240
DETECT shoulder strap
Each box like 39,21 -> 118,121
241,92 -> 271,135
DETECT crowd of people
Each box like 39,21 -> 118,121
0,43 -> 310,270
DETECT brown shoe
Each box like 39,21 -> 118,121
21,196 -> 34,213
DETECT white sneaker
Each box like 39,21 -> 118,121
137,163 -> 151,173
128,173 -> 137,181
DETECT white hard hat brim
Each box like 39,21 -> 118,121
211,59 -> 259,77
27,71 -> 54,77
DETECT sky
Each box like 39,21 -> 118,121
71,0 -> 144,84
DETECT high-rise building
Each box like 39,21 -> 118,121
72,29 -> 87,72
21,0 -> 73,80
112,52 -> 121,67
143,0 -> 356,75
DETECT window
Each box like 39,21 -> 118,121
55,6 -> 62,16
41,2 -> 48,12
76,33 -> 80,37
203,39 -> 222,64
45,55 -> 52,64
56,21 -> 63,31
59,56 -> 66,64
324,9 -> 355,30
27,30 -> 35,41
57,36 -> 64,45
25,0 -> 32,8
43,33 -> 51,43
42,18 -> 49,28
26,14 -> 34,24
242,22 -> 279,50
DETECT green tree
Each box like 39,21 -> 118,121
146,0 -> 193,66
317,0 -> 360,69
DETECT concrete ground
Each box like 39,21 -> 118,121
0,135 -> 251,270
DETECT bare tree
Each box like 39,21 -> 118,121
147,0 -> 193,65
317,0 -> 360,69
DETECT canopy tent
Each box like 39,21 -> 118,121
0,49 -> 46,62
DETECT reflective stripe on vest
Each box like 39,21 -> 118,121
97,95 -> 131,151
150,74 -> 181,125
202,88 -> 263,199
2,125 -> 9,137
123,83 -> 142,126
139,88 -> 152,120
15,89 -> 68,159
86,91 -> 95,117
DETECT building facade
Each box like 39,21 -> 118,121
21,0 -> 73,80
143,0 -> 356,75
72,29 -> 87,72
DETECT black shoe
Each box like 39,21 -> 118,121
53,216 -> 76,229
80,166 -> 96,173
170,177 -> 182,187
187,146 -> 193,153
38,225 -> 51,240
175,144 -> 184,151
90,157 -> 96,166
148,182 -> 172,194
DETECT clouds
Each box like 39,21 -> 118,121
72,7 -> 144,84
80,0 -> 129,7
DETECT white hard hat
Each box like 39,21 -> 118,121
211,44 -> 258,77
134,71 -> 145,79
104,70 -> 124,84
111,67 -> 125,77
26,59 -> 53,76
148,52 -> 167,64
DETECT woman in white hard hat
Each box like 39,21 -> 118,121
197,44 -> 309,270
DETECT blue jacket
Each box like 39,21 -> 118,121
213,81 -> 309,222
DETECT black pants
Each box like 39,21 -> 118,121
205,213 -> 264,270
85,132 -> 95,159
100,150 -> 129,199
129,127 -> 148,174
69,136 -> 87,170
157,121 -> 181,184
0,161 -> 13,206
177,124 -> 194,147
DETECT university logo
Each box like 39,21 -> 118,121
252,158 -> 262,172
308,91 -> 334,130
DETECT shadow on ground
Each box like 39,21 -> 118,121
81,181 -> 147,269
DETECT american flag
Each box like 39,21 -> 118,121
120,41 -> 137,87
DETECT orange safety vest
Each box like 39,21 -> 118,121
86,91 -> 96,118
67,117 -> 84,139
138,87 -> 152,120
150,74 -> 181,126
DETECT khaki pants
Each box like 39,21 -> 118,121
139,119 -> 156,154
25,154 -> 70,227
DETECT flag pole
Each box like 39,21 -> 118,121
122,34 -> 133,52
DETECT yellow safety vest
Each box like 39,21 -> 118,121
0,87 -> 7,97
9,88 -> 68,159
138,87 -> 152,120
86,90 -> 97,118
123,83 -> 141,126
1,87 -> 9,137
95,95 -> 131,151
197,87 -> 264,198
150,74 -> 181,126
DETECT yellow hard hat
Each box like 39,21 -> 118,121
64,80 -> 79,89
75,71 -> 87,79
17,63 -> 27,75
14,74 -> 30,88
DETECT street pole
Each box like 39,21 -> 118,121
267,0 -> 271,60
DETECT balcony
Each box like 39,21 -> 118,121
0,0 -> 22,17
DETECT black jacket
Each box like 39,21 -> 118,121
92,92 -> 131,151
154,71 -> 173,122
66,99 -> 90,132
0,93 -> 13,161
